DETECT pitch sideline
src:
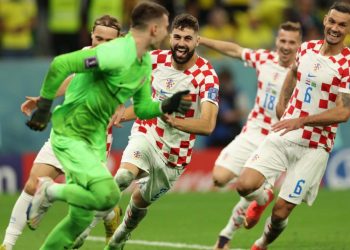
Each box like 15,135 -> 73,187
87,236 -> 247,250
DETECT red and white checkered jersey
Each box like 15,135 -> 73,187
130,50 -> 219,168
241,48 -> 290,136
282,40 -> 350,152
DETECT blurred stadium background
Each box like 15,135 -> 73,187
1,0 -> 350,249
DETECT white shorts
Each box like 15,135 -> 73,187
245,133 -> 329,206
215,131 -> 265,176
121,135 -> 184,203
34,139 -> 64,172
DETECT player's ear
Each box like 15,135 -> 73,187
150,23 -> 158,37
323,14 -> 328,27
196,35 -> 200,47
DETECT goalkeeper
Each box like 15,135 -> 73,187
0,14 -> 122,250
25,2 -> 191,250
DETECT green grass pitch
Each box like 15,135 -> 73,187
1,189 -> 349,250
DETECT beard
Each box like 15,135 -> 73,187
171,46 -> 195,64
325,30 -> 342,45
325,37 -> 341,45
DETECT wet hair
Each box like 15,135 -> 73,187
329,1 -> 350,14
131,2 -> 169,29
92,15 -> 121,33
171,13 -> 199,32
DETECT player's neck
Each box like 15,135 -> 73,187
172,54 -> 198,71
278,59 -> 293,68
130,29 -> 150,60
320,41 -> 345,56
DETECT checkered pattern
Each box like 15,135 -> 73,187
282,40 -> 350,152
131,50 -> 219,168
241,49 -> 290,136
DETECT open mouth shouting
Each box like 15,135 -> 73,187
172,45 -> 194,64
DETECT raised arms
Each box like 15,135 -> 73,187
199,37 -> 243,59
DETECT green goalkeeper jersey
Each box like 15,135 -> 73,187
40,33 -> 162,160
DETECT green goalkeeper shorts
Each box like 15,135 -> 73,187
51,132 -> 112,187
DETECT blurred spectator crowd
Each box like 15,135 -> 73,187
0,0 -> 344,58
0,0 -> 345,149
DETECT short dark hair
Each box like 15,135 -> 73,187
279,21 -> 302,37
171,13 -> 199,32
93,15 -> 121,33
329,1 -> 350,14
131,2 -> 169,29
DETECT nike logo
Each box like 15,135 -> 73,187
288,194 -> 300,199
307,73 -> 316,78
160,89 -> 170,95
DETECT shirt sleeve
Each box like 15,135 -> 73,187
339,66 -> 350,94
199,65 -> 220,106
40,48 -> 99,99
132,74 -> 163,119
241,48 -> 272,69
295,43 -> 304,68
95,36 -> 135,71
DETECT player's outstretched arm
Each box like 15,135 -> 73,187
276,64 -> 298,119
40,48 -> 99,100
21,96 -> 40,116
108,104 -> 128,129
133,76 -> 191,119
21,75 -> 74,117
272,92 -> 350,135
163,101 -> 218,135
55,74 -> 74,97
199,37 -> 243,59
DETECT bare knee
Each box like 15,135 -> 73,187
24,175 -> 38,195
212,166 -> 236,188
24,163 -> 61,195
236,168 -> 266,196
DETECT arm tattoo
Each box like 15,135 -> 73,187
341,93 -> 350,108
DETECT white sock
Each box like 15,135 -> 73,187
2,191 -> 33,249
220,197 -> 250,239
255,216 -> 288,248
109,200 -> 147,246
245,185 -> 269,205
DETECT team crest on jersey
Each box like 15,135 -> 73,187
313,63 -> 321,72
133,150 -> 142,159
208,87 -> 219,102
251,153 -> 259,162
165,78 -> 175,90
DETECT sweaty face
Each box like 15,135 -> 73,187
150,14 -> 169,50
275,29 -> 301,67
91,25 -> 120,47
323,9 -> 350,46
170,28 -> 198,64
